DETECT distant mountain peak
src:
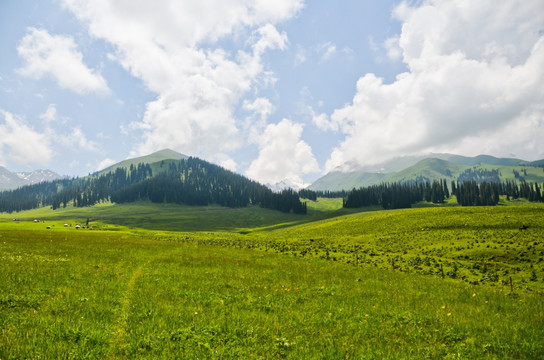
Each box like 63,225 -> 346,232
309,153 -> 541,191
0,167 -> 62,191
267,178 -> 308,192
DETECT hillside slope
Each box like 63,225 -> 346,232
309,154 -> 543,191
99,149 -> 188,175
0,151 -> 307,215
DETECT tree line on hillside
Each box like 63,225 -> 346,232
296,189 -> 348,201
343,180 -> 450,209
458,168 -> 501,183
343,179 -> 543,209
0,163 -> 153,212
110,159 -> 307,214
0,158 -> 307,214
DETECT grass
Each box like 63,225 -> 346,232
0,199 -> 349,233
1,201 -> 544,358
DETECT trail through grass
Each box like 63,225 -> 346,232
1,223 -> 543,358
1,202 -> 544,358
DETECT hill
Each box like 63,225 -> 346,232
99,148 -> 188,175
0,150 -> 307,215
309,154 -> 544,191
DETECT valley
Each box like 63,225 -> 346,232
1,150 -> 544,358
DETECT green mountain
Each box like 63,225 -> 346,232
308,171 -> 386,191
385,158 -> 466,184
0,150 -> 307,215
309,154 -> 544,191
99,149 -> 188,175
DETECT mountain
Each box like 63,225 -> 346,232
99,149 -> 188,174
267,178 -> 313,192
309,171 -> 387,191
309,154 -> 543,191
0,150 -> 308,215
0,167 -> 62,191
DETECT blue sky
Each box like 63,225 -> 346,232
1,1 -> 543,187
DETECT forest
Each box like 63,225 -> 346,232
343,178 -> 543,209
0,158 -> 307,214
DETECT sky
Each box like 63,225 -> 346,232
1,0 -> 543,187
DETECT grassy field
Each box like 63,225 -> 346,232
1,200 -> 544,358
0,198 -> 351,233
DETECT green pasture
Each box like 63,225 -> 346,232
0,198 -> 348,233
1,201 -> 544,358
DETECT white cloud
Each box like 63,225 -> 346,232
312,112 -> 337,132
212,153 -> 238,172
326,0 -> 544,172
317,41 -> 337,61
62,127 -> 100,152
62,0 -> 302,160
384,36 -> 402,61
0,110 -> 53,166
246,118 -> 319,187
37,104 -> 99,153
294,46 -> 307,66
39,104 -> 58,123
243,97 -> 276,141
96,158 -> 116,171
17,27 -> 110,94
316,41 -> 352,63
243,97 -> 275,121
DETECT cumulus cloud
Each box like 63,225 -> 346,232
62,0 -> 303,161
325,0 -> 544,172
59,127 -> 100,152
212,153 -> 238,172
243,97 -> 276,140
0,110 -> 53,166
96,158 -> 116,171
17,27 -> 109,94
246,119 -> 319,187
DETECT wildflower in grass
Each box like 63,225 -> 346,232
472,293 -> 476,297
441,305 -> 446,309
320,285 -> 325,289
447,313 -> 452,316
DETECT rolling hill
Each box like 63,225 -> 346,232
98,148 -> 188,175
0,149 -> 307,215
309,154 -> 544,191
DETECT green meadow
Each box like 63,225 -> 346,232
1,200 -> 544,358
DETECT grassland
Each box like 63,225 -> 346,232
1,200 -> 544,358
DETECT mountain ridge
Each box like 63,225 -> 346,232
309,154 -> 544,191
0,167 -> 62,191
99,149 -> 188,175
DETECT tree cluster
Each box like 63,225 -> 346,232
453,179 -> 543,205
0,158 -> 307,215
110,158 -> 307,214
458,168 -> 501,184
